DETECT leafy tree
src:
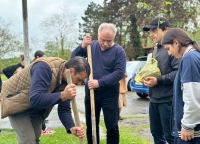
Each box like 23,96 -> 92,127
79,2 -> 103,40
0,17 -> 23,58
44,41 -> 71,60
80,0 -> 200,59
125,0 -> 200,44
40,6 -> 78,58
80,1 -> 142,59
102,0 -> 146,59
101,0 -> 129,45
0,57 -> 21,70
129,14 -> 144,60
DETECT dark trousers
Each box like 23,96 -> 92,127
174,137 -> 200,144
149,101 -> 174,144
42,120 -> 46,131
85,85 -> 119,144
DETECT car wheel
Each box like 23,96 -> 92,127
136,93 -> 148,98
127,79 -> 131,91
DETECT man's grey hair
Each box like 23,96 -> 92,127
98,23 -> 117,37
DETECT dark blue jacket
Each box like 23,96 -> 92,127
71,40 -> 126,91
172,50 -> 200,137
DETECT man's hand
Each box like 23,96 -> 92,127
60,84 -> 76,101
124,72 -> 128,78
70,124 -> 85,138
81,35 -> 92,48
143,76 -> 157,87
88,79 -> 99,89
20,61 -> 25,67
181,128 -> 194,141
20,54 -> 25,67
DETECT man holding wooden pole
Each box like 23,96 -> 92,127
71,23 -> 126,144
0,56 -> 90,144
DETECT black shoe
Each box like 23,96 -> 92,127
119,116 -> 123,120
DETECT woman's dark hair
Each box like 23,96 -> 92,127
161,28 -> 200,51
65,56 -> 90,76
34,50 -> 45,59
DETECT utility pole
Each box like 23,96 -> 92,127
22,0 -> 30,67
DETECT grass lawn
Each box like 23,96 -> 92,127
1,74 -> 7,81
0,121 -> 152,144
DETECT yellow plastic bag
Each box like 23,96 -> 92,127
135,58 -> 161,82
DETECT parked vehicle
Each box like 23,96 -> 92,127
130,57 -> 149,98
126,61 -> 141,91
137,56 -> 147,61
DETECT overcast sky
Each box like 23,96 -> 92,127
0,0 -> 103,43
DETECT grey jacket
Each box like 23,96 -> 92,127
149,44 -> 181,103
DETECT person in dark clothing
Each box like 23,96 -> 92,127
32,50 -> 45,61
3,54 -> 24,79
71,23 -> 126,144
161,28 -> 200,144
0,56 -> 90,144
142,17 -> 181,144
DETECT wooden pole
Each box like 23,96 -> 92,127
86,33 -> 97,144
66,69 -> 84,144
22,0 -> 30,67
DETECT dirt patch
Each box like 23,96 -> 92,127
118,117 -> 153,143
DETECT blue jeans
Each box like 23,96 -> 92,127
149,101 -> 174,144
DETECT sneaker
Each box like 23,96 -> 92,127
119,116 -> 123,120
42,127 -> 55,134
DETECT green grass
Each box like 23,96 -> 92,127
0,128 -> 89,144
99,119 -> 152,144
0,74 -> 7,81
0,122 -> 152,144
124,114 -> 149,119
0,129 -> 17,144
120,126 -> 152,144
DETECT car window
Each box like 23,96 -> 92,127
126,61 -> 139,71
137,56 -> 147,61
126,62 -> 133,68
135,61 -> 147,73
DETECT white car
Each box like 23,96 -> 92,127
126,61 -> 141,91
126,56 -> 147,91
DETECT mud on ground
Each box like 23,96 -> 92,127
118,117 -> 153,143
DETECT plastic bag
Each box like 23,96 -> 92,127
135,58 -> 161,82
